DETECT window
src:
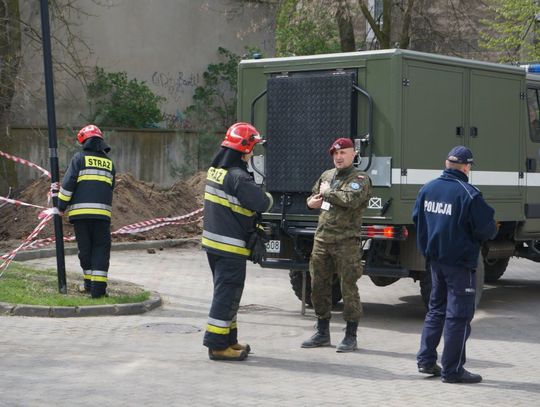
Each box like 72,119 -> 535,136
527,88 -> 540,142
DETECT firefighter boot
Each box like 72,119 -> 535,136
208,346 -> 248,361
91,281 -> 107,299
336,321 -> 358,353
301,319 -> 331,348
230,342 -> 251,354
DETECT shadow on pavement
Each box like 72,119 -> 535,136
243,355 -> 409,381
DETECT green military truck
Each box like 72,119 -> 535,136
237,48 -> 540,307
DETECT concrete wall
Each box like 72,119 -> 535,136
14,0 -> 276,128
0,128 -> 221,194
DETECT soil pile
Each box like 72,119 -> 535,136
0,172 -> 207,251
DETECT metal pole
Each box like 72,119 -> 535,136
39,0 -> 66,294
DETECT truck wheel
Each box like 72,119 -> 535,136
369,276 -> 400,287
289,270 -> 342,306
483,257 -> 509,283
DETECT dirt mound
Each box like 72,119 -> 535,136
0,172 -> 207,250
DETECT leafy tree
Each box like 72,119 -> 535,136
480,0 -> 540,63
1,1 -> 105,132
272,0 -> 486,57
86,67 -> 165,128
275,0 -> 341,56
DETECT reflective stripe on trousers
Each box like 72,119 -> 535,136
203,253 -> 246,350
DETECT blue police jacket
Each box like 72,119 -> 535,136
413,168 -> 497,269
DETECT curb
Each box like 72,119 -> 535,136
0,291 -> 162,318
2,238 -> 200,318
13,237 -> 201,261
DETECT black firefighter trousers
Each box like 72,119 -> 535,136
203,252 -> 246,350
73,219 -> 111,298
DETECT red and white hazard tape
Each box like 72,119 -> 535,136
0,213 -> 54,275
113,207 -> 204,234
0,150 -> 51,179
0,207 -> 204,274
113,216 -> 203,234
0,149 -> 205,274
0,196 -> 47,210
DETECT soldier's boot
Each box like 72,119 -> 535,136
230,342 -> 251,354
208,346 -> 248,361
336,321 -> 358,353
301,319 -> 331,348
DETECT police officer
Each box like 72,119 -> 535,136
413,145 -> 497,384
301,137 -> 371,352
202,122 -> 273,361
57,124 -> 115,298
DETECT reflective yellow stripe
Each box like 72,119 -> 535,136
58,192 -> 71,202
68,209 -> 111,218
204,192 -> 255,217
230,321 -> 238,329
206,324 -> 230,335
77,175 -> 113,185
201,237 -> 250,256
91,276 -> 108,282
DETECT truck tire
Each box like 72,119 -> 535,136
483,257 -> 509,283
420,258 -> 485,309
289,270 -> 342,307
370,276 -> 400,287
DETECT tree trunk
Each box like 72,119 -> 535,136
336,0 -> 356,52
398,0 -> 415,49
359,0 -> 390,48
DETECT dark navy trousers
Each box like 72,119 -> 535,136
417,260 -> 476,379
203,253 -> 246,350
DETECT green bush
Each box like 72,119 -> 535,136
86,67 -> 165,128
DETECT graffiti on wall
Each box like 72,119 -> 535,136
152,71 -> 201,103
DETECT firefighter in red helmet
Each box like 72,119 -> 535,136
57,124 -> 115,298
202,122 -> 273,361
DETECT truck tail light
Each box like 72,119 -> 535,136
362,225 -> 408,240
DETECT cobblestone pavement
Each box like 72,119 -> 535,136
1,248 -> 539,406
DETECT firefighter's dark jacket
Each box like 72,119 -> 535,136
202,150 -> 271,259
57,138 -> 115,223
413,168 -> 497,269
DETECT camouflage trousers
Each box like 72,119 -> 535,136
309,238 -> 363,321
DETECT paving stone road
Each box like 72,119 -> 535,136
1,247 -> 539,406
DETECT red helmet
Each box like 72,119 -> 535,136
77,124 -> 103,144
221,122 -> 262,153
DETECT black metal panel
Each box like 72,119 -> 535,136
525,203 -> 540,218
266,71 -> 355,193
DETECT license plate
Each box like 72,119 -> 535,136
266,240 -> 281,254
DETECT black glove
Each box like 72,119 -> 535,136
247,227 -> 268,265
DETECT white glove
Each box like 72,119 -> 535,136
38,207 -> 62,219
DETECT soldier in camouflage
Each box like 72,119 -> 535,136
301,137 -> 372,352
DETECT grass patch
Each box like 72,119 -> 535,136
0,263 -> 150,306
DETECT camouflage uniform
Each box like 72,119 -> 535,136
308,165 -> 371,322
